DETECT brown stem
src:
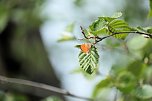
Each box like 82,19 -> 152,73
80,26 -> 152,44
95,31 -> 152,43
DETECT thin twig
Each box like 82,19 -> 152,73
0,75 -> 94,101
95,31 -> 152,43
80,26 -> 152,44
80,26 -> 95,39
80,26 -> 89,39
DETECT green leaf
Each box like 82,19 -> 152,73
83,28 -> 92,37
98,12 -> 122,23
115,71 -> 136,93
65,23 -> 75,32
58,23 -> 76,42
78,45 -> 99,74
98,17 -> 116,23
148,0 -> 152,17
132,85 -> 152,99
57,33 -> 75,42
127,60 -> 146,79
89,18 -> 108,35
75,45 -> 81,48
92,76 -> 112,98
147,29 -> 152,33
145,27 -> 152,33
134,26 -> 152,38
89,13 -> 123,36
111,12 -> 122,18
108,19 -> 132,39
134,26 -> 147,33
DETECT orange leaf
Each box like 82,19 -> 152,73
80,43 -> 92,53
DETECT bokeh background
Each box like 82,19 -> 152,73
0,0 -> 151,101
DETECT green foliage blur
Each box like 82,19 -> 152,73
0,0 -> 62,101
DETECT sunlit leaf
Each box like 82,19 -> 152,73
58,32 -> 76,42
108,19 -> 132,39
90,14 -> 122,36
89,18 -> 108,35
78,45 -> 99,74
58,23 -> 76,42
65,23 -> 75,32
111,12 -> 122,18
98,17 -> 116,23
99,12 -> 122,23
81,27 -> 93,38
92,76 -> 112,98
132,85 -> 152,99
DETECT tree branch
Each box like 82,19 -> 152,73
95,31 -> 152,43
0,75 -> 93,101
80,26 -> 152,44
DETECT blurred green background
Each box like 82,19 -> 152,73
0,0 -> 151,101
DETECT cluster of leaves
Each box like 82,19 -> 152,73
57,0 -> 152,101
74,12 -> 152,100
93,36 -> 152,101
78,12 -> 152,75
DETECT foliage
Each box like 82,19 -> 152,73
78,45 -> 99,74
79,12 -> 152,101
72,12 -> 152,101
58,23 -> 76,42
148,0 -> 152,17
76,12 -> 152,75
132,84 -> 152,99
